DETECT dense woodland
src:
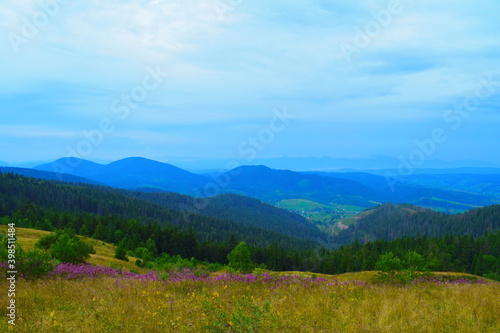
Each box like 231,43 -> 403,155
0,172 -> 499,278
128,191 -> 326,243
336,202 -> 500,245
0,173 -> 318,251
323,232 -> 500,277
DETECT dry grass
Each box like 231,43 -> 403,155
1,226 -> 499,332
0,275 -> 498,332
0,225 -> 145,273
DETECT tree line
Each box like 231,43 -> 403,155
0,172 -> 498,279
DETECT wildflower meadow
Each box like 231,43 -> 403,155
1,262 -> 499,332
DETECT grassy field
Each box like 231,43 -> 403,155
1,272 -> 499,332
1,226 -> 499,332
275,199 -> 366,235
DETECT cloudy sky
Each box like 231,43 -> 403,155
1,0 -> 499,167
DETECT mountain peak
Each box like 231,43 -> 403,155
237,165 -> 273,171
106,157 -> 189,173
108,156 -> 156,164
34,158 -> 104,174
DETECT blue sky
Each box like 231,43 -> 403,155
1,0 -> 499,166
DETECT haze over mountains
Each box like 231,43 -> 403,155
142,156 -> 500,172
24,156 -> 500,213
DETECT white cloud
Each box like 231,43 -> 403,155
1,0 -> 500,162
0,125 -> 81,139
55,0 -> 230,63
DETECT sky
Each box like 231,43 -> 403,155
1,0 -> 499,168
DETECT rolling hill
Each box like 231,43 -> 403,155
0,171 -> 324,250
128,191 -> 326,243
335,202 -> 500,245
313,171 -> 500,212
212,165 -> 387,207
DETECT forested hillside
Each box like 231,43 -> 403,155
322,231 -> 500,277
0,172 -> 320,252
1,171 -> 499,277
129,191 -> 326,244
0,166 -> 101,185
337,203 -> 500,245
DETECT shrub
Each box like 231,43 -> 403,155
374,251 -> 431,285
18,249 -> 54,280
1,234 -> 54,279
483,272 -> 500,282
36,229 -> 94,264
35,233 -> 58,250
132,247 -> 154,263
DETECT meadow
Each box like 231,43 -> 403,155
1,264 -> 499,332
1,226 -> 499,332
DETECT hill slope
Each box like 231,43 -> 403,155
0,166 -> 102,185
336,203 -> 500,245
314,171 -> 500,212
213,165 -> 387,207
0,171 -> 322,250
129,191 -> 326,243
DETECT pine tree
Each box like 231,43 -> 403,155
227,241 -> 254,273
114,244 -> 128,261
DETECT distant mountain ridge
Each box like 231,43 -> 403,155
313,171 -> 500,211
161,156 -> 500,171
212,165 -> 387,207
31,157 -> 500,213
0,167 -> 102,185
35,157 -> 211,195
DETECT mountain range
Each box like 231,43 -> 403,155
1,169 -> 499,250
145,156 -> 500,171
32,157 -> 500,213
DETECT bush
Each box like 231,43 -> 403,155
374,251 -> 431,285
132,247 -> 154,263
18,249 -> 54,280
1,234 -> 54,279
483,272 -> 500,282
35,233 -> 58,250
36,229 -> 94,264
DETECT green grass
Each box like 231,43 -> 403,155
0,225 -> 146,273
276,199 -> 333,211
276,199 -> 366,235
429,196 -> 482,208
